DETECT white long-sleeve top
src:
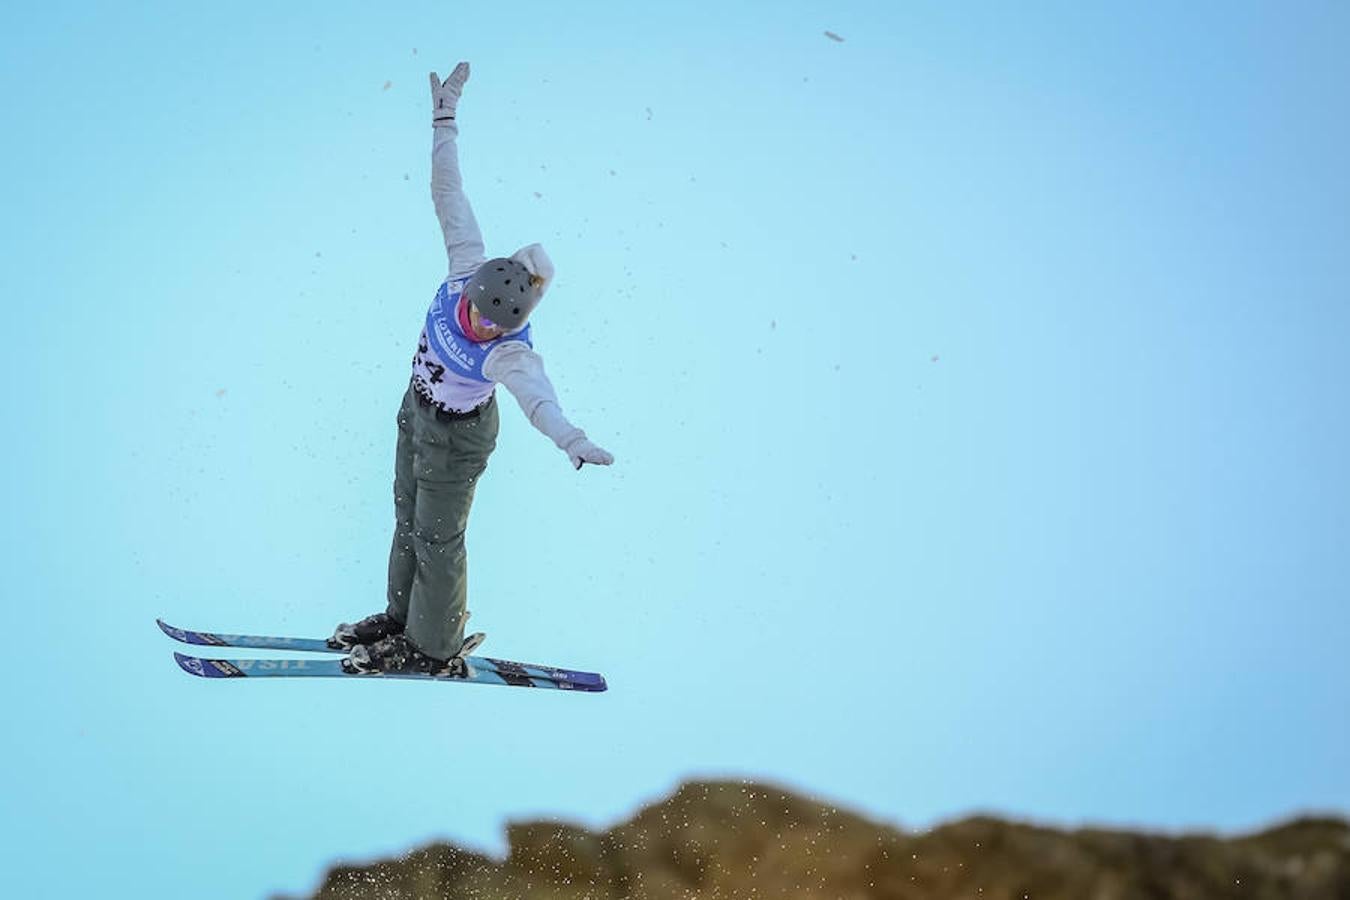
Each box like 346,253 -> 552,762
414,121 -> 585,452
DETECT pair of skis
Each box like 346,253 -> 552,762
160,619 -> 607,692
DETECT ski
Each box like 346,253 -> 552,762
157,619 -> 606,689
173,652 -> 606,691
158,618 -> 336,653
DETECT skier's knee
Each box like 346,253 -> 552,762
414,525 -> 466,548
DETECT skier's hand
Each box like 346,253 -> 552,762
564,435 -> 614,470
430,62 -> 470,126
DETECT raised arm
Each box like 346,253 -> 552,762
430,64 -> 486,281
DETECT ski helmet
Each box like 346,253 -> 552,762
465,258 -> 541,332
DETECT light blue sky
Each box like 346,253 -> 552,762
3,1 -> 1348,897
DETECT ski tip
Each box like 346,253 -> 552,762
157,618 -> 185,641
173,651 -> 209,677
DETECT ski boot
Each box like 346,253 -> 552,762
328,612 -> 405,650
342,631 -> 486,677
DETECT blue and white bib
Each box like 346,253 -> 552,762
413,277 -> 534,411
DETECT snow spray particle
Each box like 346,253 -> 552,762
824,31 -> 845,42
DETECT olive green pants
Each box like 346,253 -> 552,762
386,384 -> 499,659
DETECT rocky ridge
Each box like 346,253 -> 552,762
281,780 -> 1350,899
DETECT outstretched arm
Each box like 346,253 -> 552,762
484,343 -> 615,470
430,63 -> 486,281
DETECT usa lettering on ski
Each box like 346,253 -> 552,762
233,658 -> 312,671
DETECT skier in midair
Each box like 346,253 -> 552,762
332,61 -> 614,676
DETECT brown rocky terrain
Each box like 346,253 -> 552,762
279,780 -> 1350,899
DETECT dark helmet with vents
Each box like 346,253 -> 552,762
465,258 -> 541,332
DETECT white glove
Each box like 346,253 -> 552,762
564,435 -> 614,470
430,62 -> 470,126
